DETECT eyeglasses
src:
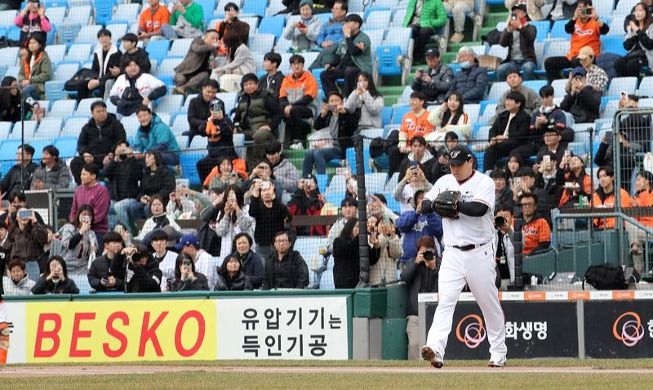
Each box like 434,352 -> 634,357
274,239 -> 289,243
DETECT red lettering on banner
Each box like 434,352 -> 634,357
174,310 -> 205,357
70,312 -> 96,357
104,311 -> 129,358
34,313 -> 62,358
139,311 -> 169,356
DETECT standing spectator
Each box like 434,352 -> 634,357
320,14 -> 371,97
287,174 -> 325,236
3,260 -> 36,295
70,163 -> 111,248
234,73 -> 282,165
411,48 -> 454,106
265,140 -> 299,204
194,96 -> 238,184
215,2 -> 250,57
368,217 -> 402,287
279,54 -> 318,145
149,229 -> 177,290
133,195 -> 182,243
427,92 -> 471,145
544,0 -> 608,83
14,0 -> 50,46
519,193 -> 551,255
344,71 -> 384,130
442,0 -> 473,44
397,136 -> 437,185
119,33 -> 152,73
310,0 -> 347,70
403,0 -> 447,58
110,61 -> 167,117
138,0 -> 170,41
532,151 -> 564,213
326,197 -> 357,252
214,185 -> 254,260
394,163 -> 433,214
31,256 -> 79,294
489,70 -> 542,125
211,32 -> 256,92
401,236 -> 439,360
591,166 -> 632,229
78,28 -> 122,100
18,35 -> 51,100
249,180 -> 292,261
123,244 -> 162,293
104,141 -> 145,228
505,0 -> 545,21
133,106 -> 181,166
333,218 -> 365,288
30,145 -> 70,191
184,79 -> 218,146
173,29 -> 220,95
160,0 -> 204,40
496,3 -> 538,81
57,204 -> 98,275
87,231 -> 125,293
215,254 -> 253,290
261,231 -> 309,290
0,76 -> 22,122
4,206 -> 47,280
169,252 -> 210,291
615,3 -> 653,77
494,206 -> 516,288
196,187 -> 222,256
626,170 -> 653,274
566,46 -> 607,93
72,101 -> 126,185
242,160 -> 283,202
175,234 -> 218,289
394,92 -> 435,173
259,52 -> 285,99
282,0 -> 322,52
446,46 -> 488,103
232,232 -> 265,289
0,144 -> 38,196
531,86 -> 567,162
396,189 -> 443,266
560,67 -> 601,124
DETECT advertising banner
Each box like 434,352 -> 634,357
424,301 -> 578,358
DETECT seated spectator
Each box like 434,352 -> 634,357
134,195 -> 182,243
31,145 -> 70,191
592,166 -> 632,229
175,234 -> 218,289
282,0 -> 322,52
14,0 -> 50,46
558,154 -> 592,208
185,78 -> 218,145
0,77 -> 22,122
544,0 -> 608,83
310,0 -> 347,70
57,204 -> 98,275
397,135 -> 437,184
249,179 -> 292,260
401,235 -> 439,360
368,216 -> 402,287
394,92 -> 435,174
69,163 -> 111,246
234,73 -> 282,165
259,52 -> 285,99
203,157 -> 242,190
411,48 -> 454,106
394,162 -> 434,214
160,0 -> 204,40
446,46 -> 488,103
88,231 -> 126,292
123,244 -> 162,293
138,0 -> 170,41
288,174 -> 326,236
214,184 -> 254,259
104,141 -> 145,227
134,106 -> 181,166
532,151 -> 564,214
560,67 -> 601,124
490,70 -> 542,125
215,254 -> 253,290
166,186 -> 198,219
119,33 -> 152,73
616,3 -> 653,77
483,91 -> 532,171
490,169 -> 515,212
172,29 -> 220,95
326,197 -> 357,252
548,0 -> 578,21
505,0 -> 545,21
404,0 -> 447,55
3,260 -> 36,295
333,218 -> 367,288
519,193 -> 551,255
396,189 -> 443,266
565,46 -> 607,93
169,252 -> 209,291
531,86 -> 567,162
18,35 -> 51,100
344,71 -> 384,130
626,170 -> 653,274
211,32 -> 256,92
343,174 -> 358,202
265,140 -> 299,204
427,92 -> 471,146
196,187 -> 223,256
494,206 -> 515,289
320,13 -> 372,97
214,2 -> 250,57
496,3 -> 537,81
429,146 -> 453,183
304,92 -> 357,176
31,256 -> 79,294
261,231 -> 309,290
110,60 -> 167,117
77,28 -> 122,100
72,101 -> 126,185
279,54 -> 318,145
149,229 -> 177,290
231,232 -> 265,289
624,1 -> 653,32
0,144 -> 38,196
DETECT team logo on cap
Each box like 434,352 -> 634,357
450,151 -> 461,159
613,312 -> 644,347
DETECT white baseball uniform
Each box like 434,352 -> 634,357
423,170 -> 507,362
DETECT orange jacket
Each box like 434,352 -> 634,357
522,217 -> 551,255
559,171 -> 592,207
279,71 -> 318,103
592,187 -> 632,229
400,110 -> 435,141
139,6 -> 170,34
568,18 -> 602,60
633,190 -> 653,226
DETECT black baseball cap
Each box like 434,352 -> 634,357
425,48 -> 440,57
447,145 -> 474,165
344,14 -> 363,25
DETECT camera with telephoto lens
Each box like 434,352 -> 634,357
495,216 -> 506,229
423,251 -> 435,261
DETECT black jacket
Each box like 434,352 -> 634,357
87,253 -> 126,292
188,96 -> 238,159
32,276 -> 80,294
249,196 -> 292,247
170,272 -> 210,291
488,109 -> 532,143
401,258 -> 438,316
92,47 -> 122,84
499,24 -> 537,64
560,86 -> 601,124
262,250 -> 309,290
0,162 -> 38,196
215,271 -> 253,290
234,249 -> 265,289
103,156 -> 145,200
77,114 -> 127,160
198,204 -> 221,256
138,166 -> 176,204
313,108 -> 359,156
411,63 -> 454,104
332,237 -> 360,289
259,71 -> 285,99
126,257 -> 162,293
119,48 -> 152,73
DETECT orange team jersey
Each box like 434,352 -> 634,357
568,18 -> 602,60
139,6 -> 170,34
279,71 -> 318,102
633,190 -> 653,227
521,217 -> 551,255
558,173 -> 592,207
400,110 -> 435,141
592,188 -> 632,229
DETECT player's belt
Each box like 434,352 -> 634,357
453,242 -> 489,251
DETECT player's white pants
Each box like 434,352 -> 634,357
425,243 -> 507,360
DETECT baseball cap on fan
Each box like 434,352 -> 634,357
447,145 -> 474,165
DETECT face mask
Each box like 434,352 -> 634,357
541,105 -> 554,114
460,61 -> 472,69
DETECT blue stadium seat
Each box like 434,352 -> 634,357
75,98 -> 102,116
50,100 -> 78,117
0,10 -> 16,29
64,43 -> 93,63
392,105 -> 410,125
157,95 -> 184,114
248,33 -> 275,54
375,45 -> 402,79
54,137 -> 79,159
195,0 -> 216,22
111,3 -> 140,24
530,20 -> 550,41
47,44 -> 67,65
105,22 -> 128,40
62,116 -> 89,135
522,80 -> 547,93
606,76 -> 638,97
64,5 -> 92,25
615,0 -> 638,16
0,47 -> 18,68
180,153 -> 202,186
258,15 -> 285,39
0,139 -> 22,173
45,80 -> 66,101
381,106 -> 393,127
550,19 -> 569,39
0,122 -> 11,140
36,117 -> 63,139
170,113 -> 188,135
93,0 -> 115,26
383,27 -> 412,57
602,37 -> 627,56
242,0 -> 267,18
168,38 -> 194,57
365,9 -> 392,30
46,6 -> 67,26
365,172 -> 388,194
145,39 -> 171,64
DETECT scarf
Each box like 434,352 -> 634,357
23,51 -> 44,80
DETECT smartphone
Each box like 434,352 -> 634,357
82,216 -> 91,224
510,13 -> 517,20
297,21 -> 306,28
182,259 -> 192,267
228,192 -> 237,201
18,209 -> 32,219
326,104 -> 334,111
513,177 -> 522,186
542,155 -> 551,165
101,277 -> 109,283
410,160 -> 418,168
605,130 -> 613,144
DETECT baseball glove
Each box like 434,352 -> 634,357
433,190 -> 461,219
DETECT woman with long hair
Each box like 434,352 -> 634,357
134,195 -> 182,243
616,2 -> 653,77
344,71 -> 385,130
427,92 -> 471,148
31,256 -> 79,294
214,184 -> 254,259
203,156 -> 242,189
56,204 -> 98,275
333,218 -> 373,289
18,35 -> 51,100
212,31 -> 256,92
215,254 -> 253,290
0,76 -> 23,122
169,252 -> 210,291
368,216 -> 402,287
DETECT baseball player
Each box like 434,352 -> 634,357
420,145 -> 507,368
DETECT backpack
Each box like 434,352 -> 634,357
584,263 -> 626,290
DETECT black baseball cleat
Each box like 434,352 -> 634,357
421,346 -> 444,369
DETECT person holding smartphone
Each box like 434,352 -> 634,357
31,256 -> 79,294
3,206 -> 48,282
169,253 -> 209,291
56,205 -> 98,276
214,185 -> 255,259
282,0 -> 322,52
14,0 -> 51,47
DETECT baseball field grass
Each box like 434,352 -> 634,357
2,359 -> 653,389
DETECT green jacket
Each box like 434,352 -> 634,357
403,0 -> 447,30
18,51 -> 52,96
334,30 -> 372,74
170,1 -> 205,30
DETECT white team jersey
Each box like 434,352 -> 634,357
424,171 -> 495,247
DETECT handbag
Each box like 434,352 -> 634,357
63,68 -> 99,91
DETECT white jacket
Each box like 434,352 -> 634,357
109,72 -> 165,99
